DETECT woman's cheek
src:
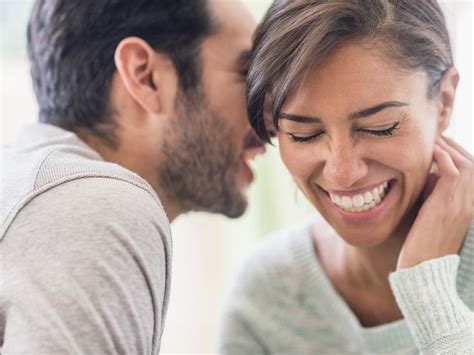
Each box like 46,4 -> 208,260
279,140 -> 319,179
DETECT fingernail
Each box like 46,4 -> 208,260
429,161 -> 439,174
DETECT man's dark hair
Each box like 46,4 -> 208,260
27,0 -> 216,146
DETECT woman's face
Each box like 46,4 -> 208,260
278,42 -> 447,247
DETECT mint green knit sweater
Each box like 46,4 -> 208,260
219,218 -> 473,354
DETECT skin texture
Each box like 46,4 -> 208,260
277,41 -> 472,326
158,1 -> 264,218
78,0 -> 264,221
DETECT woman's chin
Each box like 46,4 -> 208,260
320,210 -> 402,248
337,229 -> 393,248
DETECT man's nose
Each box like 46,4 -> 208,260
322,141 -> 368,189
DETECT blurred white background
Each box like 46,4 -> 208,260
1,1 -> 472,354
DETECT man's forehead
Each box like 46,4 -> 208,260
201,0 -> 255,67
208,0 -> 256,40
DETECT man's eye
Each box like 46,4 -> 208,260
288,131 -> 324,143
358,122 -> 400,137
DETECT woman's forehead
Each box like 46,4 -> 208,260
281,43 -> 428,113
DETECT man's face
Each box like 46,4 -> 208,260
159,0 -> 264,218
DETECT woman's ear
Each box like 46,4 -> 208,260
114,37 -> 162,114
436,67 -> 459,134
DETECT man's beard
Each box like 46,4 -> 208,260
158,90 -> 248,218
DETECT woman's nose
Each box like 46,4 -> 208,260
322,142 -> 368,189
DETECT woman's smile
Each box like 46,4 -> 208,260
317,179 -> 399,223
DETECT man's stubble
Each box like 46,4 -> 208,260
158,89 -> 247,218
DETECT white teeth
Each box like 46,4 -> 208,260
341,196 -> 352,208
372,187 -> 380,198
363,191 -> 373,204
374,194 -> 381,204
328,181 -> 391,213
352,194 -> 365,208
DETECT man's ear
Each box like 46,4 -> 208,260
436,67 -> 459,134
114,37 -> 166,114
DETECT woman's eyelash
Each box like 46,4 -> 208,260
288,131 -> 324,143
288,121 -> 400,143
358,121 -> 400,136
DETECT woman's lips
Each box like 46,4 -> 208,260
319,179 -> 397,223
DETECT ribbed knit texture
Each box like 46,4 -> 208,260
220,218 -> 474,354
389,222 -> 474,354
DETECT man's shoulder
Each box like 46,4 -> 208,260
34,146 -> 165,218
1,133 -> 167,240
0,177 -> 172,355
3,176 -> 171,247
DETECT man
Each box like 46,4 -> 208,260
0,0 -> 262,353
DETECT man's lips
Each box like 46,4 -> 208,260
240,131 -> 267,163
240,145 -> 266,163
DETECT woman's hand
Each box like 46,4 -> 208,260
397,136 -> 473,270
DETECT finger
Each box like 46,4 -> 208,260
421,170 -> 439,201
437,137 -> 472,171
433,144 -> 459,181
435,141 -> 473,213
441,136 -> 473,161
431,145 -> 473,222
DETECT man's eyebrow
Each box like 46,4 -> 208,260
279,113 -> 322,123
348,101 -> 408,120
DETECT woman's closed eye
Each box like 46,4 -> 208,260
287,131 -> 324,143
356,121 -> 400,137
287,121 -> 401,144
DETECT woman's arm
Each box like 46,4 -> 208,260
389,250 -> 473,354
391,137 -> 473,354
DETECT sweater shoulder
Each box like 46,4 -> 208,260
233,217 -> 319,302
1,139 -> 165,240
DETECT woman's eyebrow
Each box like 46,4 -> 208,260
279,112 -> 322,123
348,101 -> 409,120
279,101 -> 408,124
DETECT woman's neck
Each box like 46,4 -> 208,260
315,200 -> 420,291
340,201 -> 420,289
312,202 -> 422,326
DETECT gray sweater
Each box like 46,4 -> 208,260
220,217 -> 474,354
0,123 -> 172,354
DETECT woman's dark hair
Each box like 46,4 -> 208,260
247,0 -> 453,142
27,0 -> 216,146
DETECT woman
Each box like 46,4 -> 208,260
219,0 -> 473,354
